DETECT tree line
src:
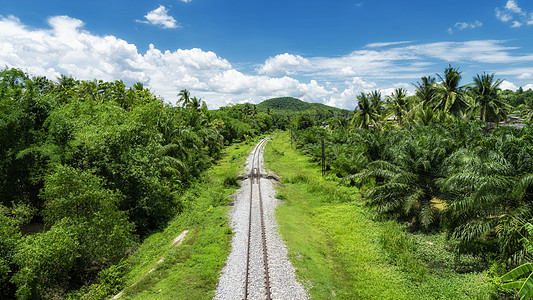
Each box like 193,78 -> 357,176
291,66 -> 533,298
0,68 -> 271,299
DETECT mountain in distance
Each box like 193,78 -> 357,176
257,97 -> 349,114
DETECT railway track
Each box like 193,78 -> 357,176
244,137 -> 271,300
214,135 -> 308,300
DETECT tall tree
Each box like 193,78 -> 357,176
387,88 -> 409,125
369,90 -> 384,119
472,73 -> 508,123
177,89 -> 191,108
434,65 -> 469,116
413,76 -> 437,108
351,92 -> 380,129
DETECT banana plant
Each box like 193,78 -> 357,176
501,223 -> 533,300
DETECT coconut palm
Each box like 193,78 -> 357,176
413,76 -> 437,108
189,96 -> 202,110
177,89 -> 191,107
472,73 -> 509,124
387,88 -> 409,125
369,90 -> 384,119
434,65 -> 470,116
351,92 -> 380,129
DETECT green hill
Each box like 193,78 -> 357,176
257,97 -> 347,113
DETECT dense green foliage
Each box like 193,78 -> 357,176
0,68 -> 271,299
291,66 -> 533,298
256,97 -> 350,130
265,133 -> 492,299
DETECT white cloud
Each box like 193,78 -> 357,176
496,8 -> 513,22
0,15 -> 336,108
454,20 -> 483,30
180,0 -> 192,2
518,72 -> 533,79
501,80 -> 518,91
365,41 -> 411,48
257,53 -> 311,76
506,0 -> 523,14
139,5 -> 178,29
496,0 -> 533,27
1,15 -> 533,110
523,84 -> 533,91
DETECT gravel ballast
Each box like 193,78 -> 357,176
214,138 -> 308,300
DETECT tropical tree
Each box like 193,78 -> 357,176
472,73 -> 509,124
347,125 -> 452,229
369,90 -> 384,119
413,76 -> 437,108
177,89 -> 191,107
352,92 -> 380,129
189,96 -> 202,110
519,98 -> 533,122
434,65 -> 470,116
387,88 -> 409,125
500,222 -> 533,300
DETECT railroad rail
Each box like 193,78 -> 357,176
244,137 -> 271,300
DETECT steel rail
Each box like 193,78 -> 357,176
244,138 -> 271,300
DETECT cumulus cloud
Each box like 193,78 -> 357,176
138,5 -> 178,29
518,72 -> 533,79
1,15 -> 532,110
0,15 -> 335,108
495,0 -> 533,27
365,41 -> 412,48
524,84 -> 533,91
506,0 -> 523,14
448,20 -> 483,34
455,20 -> 483,30
501,80 -> 519,91
257,53 -> 311,76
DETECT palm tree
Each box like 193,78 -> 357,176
472,73 -> 509,124
189,96 -> 202,110
519,98 -> 533,122
369,90 -> 384,119
177,89 -> 191,107
347,125 -> 452,229
351,92 -> 380,129
387,88 -> 409,125
439,141 -> 516,255
434,65 -> 470,116
413,76 -> 437,108
501,222 -> 533,300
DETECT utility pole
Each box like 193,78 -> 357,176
321,137 -> 325,177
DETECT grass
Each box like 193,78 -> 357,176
264,132 -> 494,299
79,137 -> 258,299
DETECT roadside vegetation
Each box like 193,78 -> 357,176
0,67 -> 270,299
265,133 -> 493,299
282,66 -> 533,299
2,63 -> 533,299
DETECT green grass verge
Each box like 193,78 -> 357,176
264,132 -> 494,299
80,138 -> 258,299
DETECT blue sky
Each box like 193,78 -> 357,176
1,0 -> 533,108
